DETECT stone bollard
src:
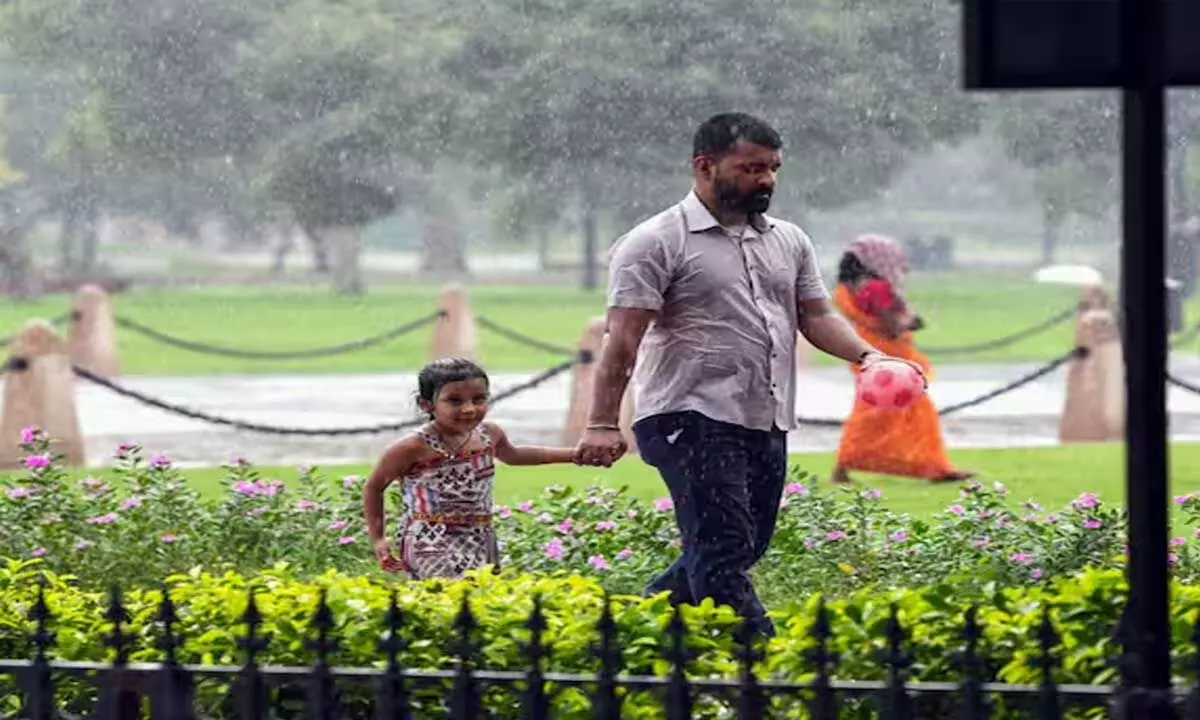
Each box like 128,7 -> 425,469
427,283 -> 477,362
0,320 -> 85,468
561,317 -> 637,454
68,284 -> 120,377
1059,304 -> 1125,444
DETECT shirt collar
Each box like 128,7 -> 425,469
681,189 -> 774,234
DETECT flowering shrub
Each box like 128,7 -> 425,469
0,427 -> 1177,604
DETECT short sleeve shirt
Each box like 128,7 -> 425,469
606,190 -> 829,432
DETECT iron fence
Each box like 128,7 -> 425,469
2,583 -> 1196,719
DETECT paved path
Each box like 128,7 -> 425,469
50,355 -> 1200,467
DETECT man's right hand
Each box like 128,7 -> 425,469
574,427 -> 628,468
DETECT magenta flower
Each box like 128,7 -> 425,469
148,454 -> 171,470
337,536 -> 357,545
826,530 -> 847,542
1169,552 -> 1180,565
595,520 -> 617,531
1072,492 -> 1100,511
120,496 -> 144,510
889,530 -> 908,542
554,518 -> 574,534
1172,536 -> 1187,547
297,499 -> 319,512
518,501 -> 534,512
653,497 -> 674,512
161,534 -> 179,544
616,547 -> 634,560
784,482 -> 808,496
23,454 -> 50,470
6,487 -> 33,500
1045,513 -> 1061,523
86,513 -> 118,525
1009,551 -> 1033,565
1193,528 -> 1200,539
588,554 -> 609,571
30,547 -> 45,558
1176,494 -> 1196,504
1031,568 -> 1043,580
861,488 -> 882,500
1083,519 -> 1102,530
342,475 -> 362,489
948,504 -> 965,516
115,442 -> 137,455
328,519 -> 348,531
971,536 -> 990,548
585,496 -> 603,505
543,538 -> 564,560
497,505 -> 512,519
233,480 -> 258,495
19,426 -> 37,444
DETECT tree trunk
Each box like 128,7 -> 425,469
298,223 -> 331,274
79,196 -> 100,274
1040,197 -> 1064,266
420,199 -> 468,276
581,199 -> 598,291
537,225 -> 552,271
59,205 -> 79,275
324,225 -> 365,295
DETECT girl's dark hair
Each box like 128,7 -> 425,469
416,358 -> 490,412
837,252 -> 875,284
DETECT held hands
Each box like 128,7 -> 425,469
374,538 -> 407,573
573,425 -> 628,468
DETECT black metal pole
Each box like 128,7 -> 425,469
1121,0 -> 1172,713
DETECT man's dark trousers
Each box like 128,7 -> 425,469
633,410 -> 788,636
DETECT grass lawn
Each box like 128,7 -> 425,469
166,443 -> 1200,527
0,273 -> 1137,375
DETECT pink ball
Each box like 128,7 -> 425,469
857,359 -> 925,410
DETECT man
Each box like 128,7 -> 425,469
573,112 -> 908,636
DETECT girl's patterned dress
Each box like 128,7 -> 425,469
397,424 -> 499,579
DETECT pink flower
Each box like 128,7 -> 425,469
948,504 -> 965,516
337,536 -> 356,545
616,547 -> 634,560
161,534 -> 179,544
861,488 -> 882,500
978,510 -> 995,519
30,547 -> 45,558
1072,492 -> 1100,511
1176,494 -> 1196,504
1031,568 -> 1043,580
653,497 -> 674,512
19,427 -> 37,444
86,513 -> 118,525
120,496 -> 144,510
342,475 -> 362,489
626,509 -> 638,519
826,530 -> 847,542
971,536 -> 990,548
1084,519 -> 1102,530
588,554 -> 609,571
543,538 -> 564,560
595,520 -> 617,531
1172,536 -> 1188,547
1045,513 -> 1061,523
889,530 -> 908,542
328,520 -> 348,531
23,455 -> 50,470
784,482 -> 808,496
148,454 -> 171,470
585,496 -> 603,505
233,480 -> 258,496
116,442 -> 137,455
1009,551 -> 1033,565
297,499 -> 319,512
518,501 -> 534,512
497,506 -> 512,519
554,518 -> 574,534
1193,528 -> 1200,539
1169,552 -> 1180,565
1022,514 -> 1039,523
6,487 -> 33,500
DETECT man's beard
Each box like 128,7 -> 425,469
714,177 -> 773,215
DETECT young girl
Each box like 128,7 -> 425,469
363,357 -> 578,579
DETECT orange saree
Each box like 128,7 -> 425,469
833,283 -> 957,480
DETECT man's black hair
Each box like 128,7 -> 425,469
692,112 -> 783,159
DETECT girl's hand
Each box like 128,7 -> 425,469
374,538 -> 406,573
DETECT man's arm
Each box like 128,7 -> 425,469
586,308 -> 655,427
798,297 -> 879,363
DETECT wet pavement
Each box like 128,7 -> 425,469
49,354 -> 1200,467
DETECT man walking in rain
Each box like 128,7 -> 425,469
573,112 -> 905,636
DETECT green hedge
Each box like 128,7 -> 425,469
0,561 -> 1196,717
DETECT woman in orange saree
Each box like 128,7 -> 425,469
831,234 -> 975,485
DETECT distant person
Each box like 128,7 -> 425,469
363,357 -> 578,579
573,112 -> 912,637
831,234 -> 975,485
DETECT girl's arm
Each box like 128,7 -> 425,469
487,422 -> 577,466
363,437 -> 420,546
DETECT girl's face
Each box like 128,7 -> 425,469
425,377 -> 490,433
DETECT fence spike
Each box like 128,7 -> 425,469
235,588 -> 269,720
521,594 -> 551,720
879,604 -> 913,720
375,591 -> 412,720
22,578 -> 57,720
150,585 -> 195,720
805,598 -> 839,720
305,588 -> 340,720
449,592 -> 481,720
735,613 -> 765,720
1033,607 -> 1062,720
98,584 -> 138,720
590,593 -> 621,720
664,603 -> 692,720
957,606 -> 990,720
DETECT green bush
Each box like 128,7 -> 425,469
0,561 -> 1196,718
